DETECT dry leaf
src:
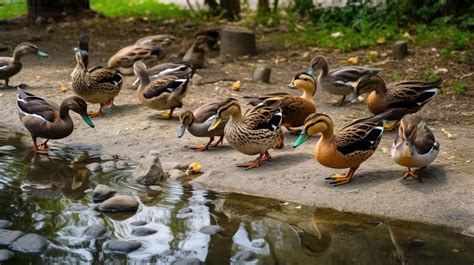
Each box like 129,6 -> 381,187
347,56 -> 358,65
441,128 -> 454,139
368,51 -> 379,57
232,81 -> 241,91
376,37 -> 385,44
59,82 -> 67,92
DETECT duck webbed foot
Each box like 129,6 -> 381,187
403,167 -> 425,182
32,138 -> 49,154
191,137 -> 214,151
325,168 -> 357,186
383,120 -> 400,131
238,151 -> 271,170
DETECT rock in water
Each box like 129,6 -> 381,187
231,250 -> 258,263
101,161 -> 116,173
199,225 -> 223,235
116,160 -> 128,169
168,169 -> 187,181
105,240 -> 141,253
252,64 -> 271,83
10,233 -> 49,254
131,227 -> 157,236
93,184 -> 117,202
0,145 -> 16,151
130,220 -> 147,226
174,257 -> 202,265
0,249 -> 14,262
0,229 -> 24,246
99,195 -> 139,212
86,162 -> 102,172
0,220 -> 12,229
132,150 -> 168,185
82,224 -> 107,238
393,40 -> 409,59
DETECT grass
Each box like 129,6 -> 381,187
0,1 -> 26,20
452,82 -> 468,94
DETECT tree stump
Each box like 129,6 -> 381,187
392,41 -> 409,59
252,64 -> 271,83
220,28 -> 256,61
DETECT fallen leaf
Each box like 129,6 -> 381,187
59,82 -> 67,92
368,51 -> 379,58
441,128 -> 454,139
186,162 -> 202,175
347,56 -> 358,64
232,81 -> 241,91
434,68 -> 448,74
376,37 -> 385,44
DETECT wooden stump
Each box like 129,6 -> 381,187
252,64 -> 271,83
220,28 -> 256,61
392,41 -> 408,59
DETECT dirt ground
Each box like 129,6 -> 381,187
1,18 -> 473,230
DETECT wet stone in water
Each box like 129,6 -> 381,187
130,220 -> 147,226
178,207 -> 192,214
100,154 -> 114,161
131,227 -> 157,236
0,220 -> 12,229
168,169 -> 187,180
98,195 -> 139,212
173,257 -> 202,265
251,239 -> 266,248
132,150 -> 168,185
231,250 -> 258,262
0,249 -> 14,262
93,184 -> 117,202
82,224 -> 107,238
86,162 -> 102,172
199,225 -> 223,235
101,161 -> 116,173
0,229 -> 24,246
106,240 -> 141,253
116,160 -> 128,169
10,233 -> 49,254
0,145 -> 16,151
148,185 -> 162,191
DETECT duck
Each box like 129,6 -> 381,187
135,34 -> 176,49
243,72 -> 317,148
133,61 -> 190,119
71,48 -> 123,117
178,101 -> 226,151
16,86 -> 94,153
182,35 -> 216,69
131,61 -> 194,86
391,114 -> 440,182
293,110 -> 392,186
353,75 -> 441,130
108,44 -> 165,75
208,98 -> 282,169
0,42 -> 48,87
308,55 -> 381,105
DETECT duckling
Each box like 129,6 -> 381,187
0,42 -> 48,87
71,49 -> 123,117
391,114 -> 439,182
243,72 -> 317,147
308,55 -> 381,105
178,101 -> 226,151
182,35 -> 216,69
353,75 -> 441,130
17,86 -> 94,153
208,98 -> 282,169
133,61 -> 190,119
293,110 -> 392,186
108,44 -> 165,75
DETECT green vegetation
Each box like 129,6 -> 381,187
424,69 -> 440,81
452,82 -> 468,94
0,0 -> 26,20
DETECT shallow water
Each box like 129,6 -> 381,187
0,125 -> 473,264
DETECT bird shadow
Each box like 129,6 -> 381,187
399,164 -> 448,193
100,103 -> 142,118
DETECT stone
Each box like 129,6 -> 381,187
101,161 -> 116,173
82,224 -> 107,238
252,64 -> 271,84
173,257 -> 202,265
0,145 -> 16,151
93,184 -> 117,202
46,25 -> 55,33
105,240 -> 141,253
10,233 -> 49,254
199,225 -> 223,235
100,154 -> 114,161
130,220 -> 147,226
34,16 -> 45,25
0,249 -> 14,262
220,28 -> 256,59
0,229 -> 24,246
131,227 -> 157,236
46,17 -> 55,24
192,74 -> 203,86
132,150 -> 168,185
148,185 -> 162,191
86,162 -> 102,172
231,250 -> 258,262
162,162 -> 189,171
178,207 -> 192,214
463,225 -> 474,237
168,169 -> 187,181
251,239 -> 266,248
0,220 -> 12,229
392,40 -> 409,59
116,160 -> 128,169
98,195 -> 139,212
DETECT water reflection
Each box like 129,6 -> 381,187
0,124 -> 473,264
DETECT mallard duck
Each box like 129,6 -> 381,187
293,110 -> 392,186
178,101 -> 226,151
308,55 -> 381,105
17,86 -> 94,153
108,44 -> 165,75
391,114 -> 439,182
132,61 -> 194,86
71,49 -> 123,117
208,98 -> 282,169
182,35 -> 216,69
135,34 -> 176,49
133,61 -> 190,119
0,43 -> 48,87
243,72 -> 317,147
353,75 -> 441,130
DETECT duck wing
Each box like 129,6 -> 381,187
244,105 -> 282,132
17,87 -> 57,123
386,79 -> 441,108
89,66 -> 124,87
143,75 -> 189,99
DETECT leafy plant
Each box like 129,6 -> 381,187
452,82 -> 468,94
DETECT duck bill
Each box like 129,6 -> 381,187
81,114 -> 95,128
307,67 -> 315,75
293,133 -> 309,148
36,50 -> 48,57
208,117 -> 223,131
287,84 -> 297,89
178,125 -> 186,138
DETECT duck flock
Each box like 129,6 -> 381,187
1,31 -> 441,186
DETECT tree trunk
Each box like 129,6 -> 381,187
257,0 -> 270,16
204,0 -> 220,15
27,0 -> 91,19
220,0 -> 240,19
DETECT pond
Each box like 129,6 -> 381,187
0,125 -> 472,264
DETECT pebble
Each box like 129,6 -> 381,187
82,224 -> 107,238
100,154 -> 114,161
92,184 -> 117,202
0,229 -> 24,246
252,64 -> 271,83
192,74 -> 203,86
174,257 -> 202,265
199,225 -> 223,235
132,150 -> 168,185
231,250 -> 258,262
101,161 -> 116,173
105,240 -> 141,253
463,225 -> 474,237
131,227 -> 157,236
115,160 -> 128,169
178,207 -> 192,214
251,239 -> 266,248
46,25 -> 55,33
99,195 -> 139,212
86,162 -> 102,172
130,220 -> 147,226
148,185 -> 162,191
0,249 -> 14,262
10,233 -> 49,254
0,220 -> 12,229
0,145 -> 16,151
